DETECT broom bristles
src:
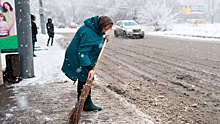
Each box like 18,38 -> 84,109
68,99 -> 85,124
68,80 -> 93,124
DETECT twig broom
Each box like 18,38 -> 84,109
68,39 -> 107,124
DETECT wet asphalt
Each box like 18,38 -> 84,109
0,83 -> 16,122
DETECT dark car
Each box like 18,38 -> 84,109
114,20 -> 145,39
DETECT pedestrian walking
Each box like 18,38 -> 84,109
46,18 -> 54,46
31,14 -> 38,57
61,15 -> 113,111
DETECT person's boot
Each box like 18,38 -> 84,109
83,94 -> 102,111
77,81 -> 102,111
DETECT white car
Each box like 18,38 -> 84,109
114,20 -> 145,39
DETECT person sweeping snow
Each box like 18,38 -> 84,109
61,15 -> 113,112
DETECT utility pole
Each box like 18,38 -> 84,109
132,7 -> 137,22
211,0 -> 214,24
208,0 -> 210,23
39,0 -> 46,34
14,0 -> 35,78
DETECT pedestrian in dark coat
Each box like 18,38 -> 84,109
31,14 -> 38,57
46,18 -> 54,46
61,15 -> 113,111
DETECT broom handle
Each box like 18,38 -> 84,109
68,39 -> 108,124
93,39 -> 107,73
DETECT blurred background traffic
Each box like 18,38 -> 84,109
30,0 -> 219,32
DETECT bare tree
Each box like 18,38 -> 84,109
138,0 -> 180,31
30,0 -> 183,30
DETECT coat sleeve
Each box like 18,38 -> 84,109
46,23 -> 49,31
51,24 -> 54,32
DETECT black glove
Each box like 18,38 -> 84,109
85,65 -> 93,71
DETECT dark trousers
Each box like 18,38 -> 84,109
47,37 -> 53,46
77,80 -> 91,100
32,41 -> 35,54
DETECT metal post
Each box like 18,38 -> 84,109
208,0 -> 210,23
39,0 -> 46,34
211,0 -> 214,24
14,0 -> 34,78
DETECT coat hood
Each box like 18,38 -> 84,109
84,16 -> 104,36
48,18 -> 52,23
31,14 -> 35,21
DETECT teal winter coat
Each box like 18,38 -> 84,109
61,16 -> 105,82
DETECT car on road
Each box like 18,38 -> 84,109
57,23 -> 65,28
69,23 -> 78,28
114,20 -> 145,39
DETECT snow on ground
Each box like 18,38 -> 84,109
53,27 -> 79,33
169,23 -> 220,38
147,23 -> 220,42
0,24 -> 220,122
1,28 -> 78,87
1,23 -> 220,89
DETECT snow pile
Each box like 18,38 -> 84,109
147,23 -> 220,41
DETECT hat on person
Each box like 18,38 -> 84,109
48,18 -> 52,23
98,16 -> 113,31
31,14 -> 35,21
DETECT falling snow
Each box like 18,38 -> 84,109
1,23 -> 220,123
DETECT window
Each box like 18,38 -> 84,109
123,21 -> 138,26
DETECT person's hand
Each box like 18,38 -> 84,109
105,34 -> 110,42
87,69 -> 95,80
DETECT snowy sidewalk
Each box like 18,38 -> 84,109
2,23 -> 219,123
0,33 -> 154,124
